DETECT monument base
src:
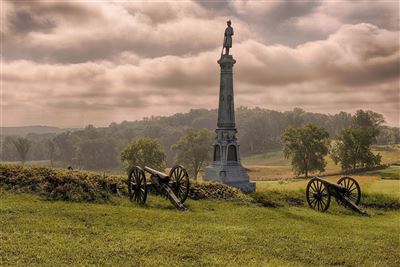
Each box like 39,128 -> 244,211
203,163 -> 256,193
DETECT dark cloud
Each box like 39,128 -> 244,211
2,1 -> 399,127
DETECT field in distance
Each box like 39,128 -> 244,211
242,145 -> 400,181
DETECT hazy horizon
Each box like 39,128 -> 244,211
2,1 -> 399,128
1,106 -> 397,129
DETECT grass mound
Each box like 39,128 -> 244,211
189,180 -> 250,201
0,164 -> 248,203
0,164 -> 126,202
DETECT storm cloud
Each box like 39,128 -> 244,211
2,0 -> 399,127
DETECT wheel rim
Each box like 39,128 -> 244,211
337,176 -> 361,205
169,165 -> 190,203
128,166 -> 147,205
306,178 -> 331,212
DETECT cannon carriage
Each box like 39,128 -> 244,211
128,165 -> 190,210
306,176 -> 368,215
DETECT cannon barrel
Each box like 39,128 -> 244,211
144,166 -> 170,181
313,177 -> 347,193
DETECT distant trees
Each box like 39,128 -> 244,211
120,137 -> 166,171
171,128 -> 215,179
331,110 -> 383,171
76,138 -> 119,170
281,124 -> 330,178
12,137 -> 31,165
47,140 -> 56,167
53,132 -> 76,164
1,108 -> 396,172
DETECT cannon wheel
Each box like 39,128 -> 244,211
169,165 -> 190,203
306,178 -> 331,212
337,176 -> 361,205
128,166 -> 147,205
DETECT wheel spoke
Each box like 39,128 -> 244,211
313,199 -> 318,208
310,182 -> 317,192
310,198 -> 317,205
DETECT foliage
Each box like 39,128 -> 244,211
0,164 -> 125,202
189,180 -> 250,201
331,110 -> 383,171
171,128 -> 215,179
47,140 -> 56,167
76,138 -> 119,170
352,110 -> 385,128
53,131 -> 77,164
12,137 -> 32,164
281,124 -> 330,177
120,137 -> 166,171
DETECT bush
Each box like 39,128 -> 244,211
0,164 -> 126,202
189,180 -> 250,201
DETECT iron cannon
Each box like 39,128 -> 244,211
306,176 -> 368,215
127,165 -> 190,210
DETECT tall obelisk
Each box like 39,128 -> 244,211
203,20 -> 255,193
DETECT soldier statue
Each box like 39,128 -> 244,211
222,20 -> 234,55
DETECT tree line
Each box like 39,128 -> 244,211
1,108 -> 398,177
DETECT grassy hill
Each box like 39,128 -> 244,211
0,164 -> 399,266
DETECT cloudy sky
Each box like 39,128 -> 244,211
2,0 -> 399,127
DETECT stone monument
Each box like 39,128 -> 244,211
203,20 -> 256,193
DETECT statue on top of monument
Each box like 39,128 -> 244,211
222,20 -> 234,55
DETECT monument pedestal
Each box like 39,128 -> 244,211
204,163 -> 255,193
203,53 -> 255,193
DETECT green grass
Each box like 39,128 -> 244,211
370,166 -> 400,180
1,190 -> 399,267
1,158 -> 400,266
256,176 -> 400,199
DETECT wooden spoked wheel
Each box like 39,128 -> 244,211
128,166 -> 147,205
306,178 -> 331,212
169,165 -> 190,203
337,176 -> 361,205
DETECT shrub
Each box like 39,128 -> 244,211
0,164 -> 126,202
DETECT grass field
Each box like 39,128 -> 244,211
1,189 -> 399,267
1,147 -> 399,266
1,164 -> 399,266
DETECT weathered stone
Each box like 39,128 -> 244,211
203,22 -> 255,193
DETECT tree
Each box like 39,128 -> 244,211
331,110 -> 383,171
281,124 -> 330,178
47,140 -> 56,167
171,128 -> 215,179
352,110 -> 384,129
12,137 -> 32,165
120,137 -> 166,171
53,132 -> 77,164
331,128 -> 381,171
76,138 -> 119,170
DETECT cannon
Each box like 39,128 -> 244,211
306,176 -> 368,215
127,165 -> 190,210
